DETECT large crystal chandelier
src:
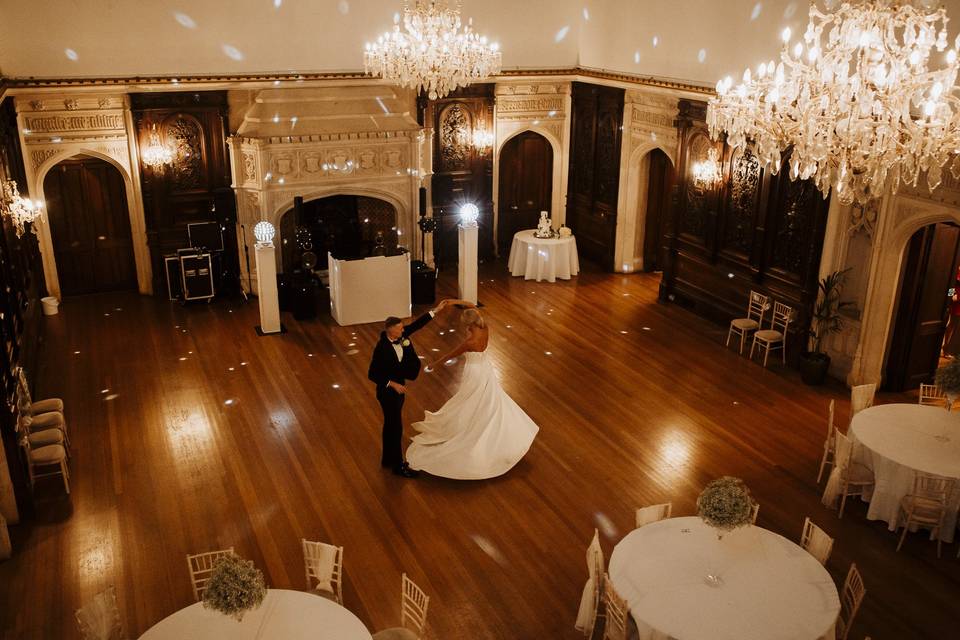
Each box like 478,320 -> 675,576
708,0 -> 960,205
1,180 -> 43,238
364,0 -> 502,100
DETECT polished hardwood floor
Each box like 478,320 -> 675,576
1,263 -> 958,639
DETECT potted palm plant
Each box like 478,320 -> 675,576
800,269 -> 852,385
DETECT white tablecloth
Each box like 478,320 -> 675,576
139,589 -> 372,640
507,230 -> 579,282
608,517 -> 839,640
849,403 -> 960,543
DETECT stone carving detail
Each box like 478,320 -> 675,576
849,200 -> 879,237
631,108 -> 673,129
498,96 -> 565,113
168,116 -> 204,190
242,152 -> 257,181
439,103 -> 471,171
29,100 -> 45,111
358,149 -> 377,170
274,154 -> 295,175
302,153 -> 321,174
383,149 -> 402,169
31,148 -> 61,170
98,97 -> 112,109
724,147 -> 761,254
24,113 -> 124,133
64,99 -> 80,111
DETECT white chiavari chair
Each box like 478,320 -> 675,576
830,428 -> 874,519
16,366 -> 65,415
727,290 -> 768,355
575,529 -> 605,637
750,502 -> 760,525
817,400 -> 837,484
896,473 -> 953,558
372,573 -> 430,640
750,301 -> 792,367
186,548 -> 235,602
835,563 -> 866,640
601,573 -> 628,640
75,586 -> 125,640
302,538 -> 343,604
19,434 -> 69,495
849,384 -> 876,422
800,517 -> 834,566
634,502 -> 672,529
918,383 -> 947,407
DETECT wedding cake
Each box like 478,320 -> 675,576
534,211 -> 555,238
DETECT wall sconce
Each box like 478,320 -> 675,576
140,123 -> 173,169
472,125 -> 494,151
692,147 -> 723,190
1,180 -> 44,238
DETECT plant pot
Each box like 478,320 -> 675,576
800,352 -> 831,385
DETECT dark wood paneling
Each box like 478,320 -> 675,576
565,82 -> 625,270
426,85 -> 494,266
497,131 -> 553,250
642,148 -> 673,271
130,91 -> 237,296
659,99 -> 829,364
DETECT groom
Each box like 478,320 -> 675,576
368,300 -> 448,477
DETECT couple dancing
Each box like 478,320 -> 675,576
367,299 -> 539,480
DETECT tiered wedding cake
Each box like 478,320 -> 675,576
534,211 -> 555,238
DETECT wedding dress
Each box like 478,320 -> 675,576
406,351 -> 539,480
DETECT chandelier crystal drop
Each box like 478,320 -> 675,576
363,0 -> 502,100
140,124 -> 173,169
707,0 -> 960,205
1,180 -> 43,238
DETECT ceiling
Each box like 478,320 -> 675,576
3,0 -> 960,88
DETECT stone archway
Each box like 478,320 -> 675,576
615,143 -> 676,273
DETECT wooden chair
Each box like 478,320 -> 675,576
832,429 -> 874,519
186,548 -> 235,602
800,517 -> 834,566
19,434 -> 69,495
16,383 -> 70,448
21,414 -> 66,452
835,563 -> 866,640
726,290 -> 768,354
918,383 -> 947,407
372,573 -> 430,640
849,383 -> 876,421
749,301 -> 792,367
575,529 -> 605,638
75,585 -> 124,640
750,502 -> 760,525
601,573 -> 628,640
816,400 -> 836,484
16,366 -> 65,415
896,473 -> 953,558
634,502 -> 672,529
302,538 -> 343,604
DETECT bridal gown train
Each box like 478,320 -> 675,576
406,351 -> 539,480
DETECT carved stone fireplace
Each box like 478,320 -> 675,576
227,86 -> 425,291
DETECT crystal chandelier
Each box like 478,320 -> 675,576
140,124 -> 173,169
364,0 -> 502,100
1,180 -> 43,238
708,0 -> 960,205
692,147 -> 723,189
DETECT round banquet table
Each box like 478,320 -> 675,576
849,403 -> 960,543
608,517 -> 839,640
138,589 -> 372,640
507,229 -> 579,282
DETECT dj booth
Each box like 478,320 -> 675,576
164,222 -> 224,302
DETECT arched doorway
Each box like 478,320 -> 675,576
641,148 -> 674,272
43,156 -> 137,295
884,221 -> 960,390
497,131 -> 553,252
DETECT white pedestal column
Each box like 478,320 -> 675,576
254,242 -> 281,334
458,223 -> 479,305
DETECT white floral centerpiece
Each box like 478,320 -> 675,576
202,555 -> 267,621
696,476 -> 756,537
935,359 -> 960,411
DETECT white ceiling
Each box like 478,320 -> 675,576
4,0 -> 960,88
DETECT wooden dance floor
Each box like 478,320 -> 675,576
1,264 -> 957,639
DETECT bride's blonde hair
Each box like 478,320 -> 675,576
461,308 -> 485,328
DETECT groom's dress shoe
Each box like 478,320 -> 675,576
393,463 -> 419,478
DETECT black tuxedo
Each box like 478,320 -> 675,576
368,312 -> 433,468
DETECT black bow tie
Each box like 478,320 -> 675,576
391,339 -> 403,345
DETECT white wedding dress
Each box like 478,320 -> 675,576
406,350 -> 539,480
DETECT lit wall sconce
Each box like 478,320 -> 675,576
1,180 -> 43,238
140,123 -> 173,169
692,147 -> 723,190
472,125 -> 494,152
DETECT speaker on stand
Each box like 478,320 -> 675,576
212,188 -> 247,302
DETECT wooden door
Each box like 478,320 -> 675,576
44,157 -> 136,295
643,149 -> 673,271
497,131 -> 553,252
886,222 -> 960,390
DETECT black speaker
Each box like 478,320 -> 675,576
164,255 -> 183,300
187,222 -> 224,252
213,188 -> 237,225
419,186 -> 427,215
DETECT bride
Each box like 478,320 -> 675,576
406,303 -> 539,480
